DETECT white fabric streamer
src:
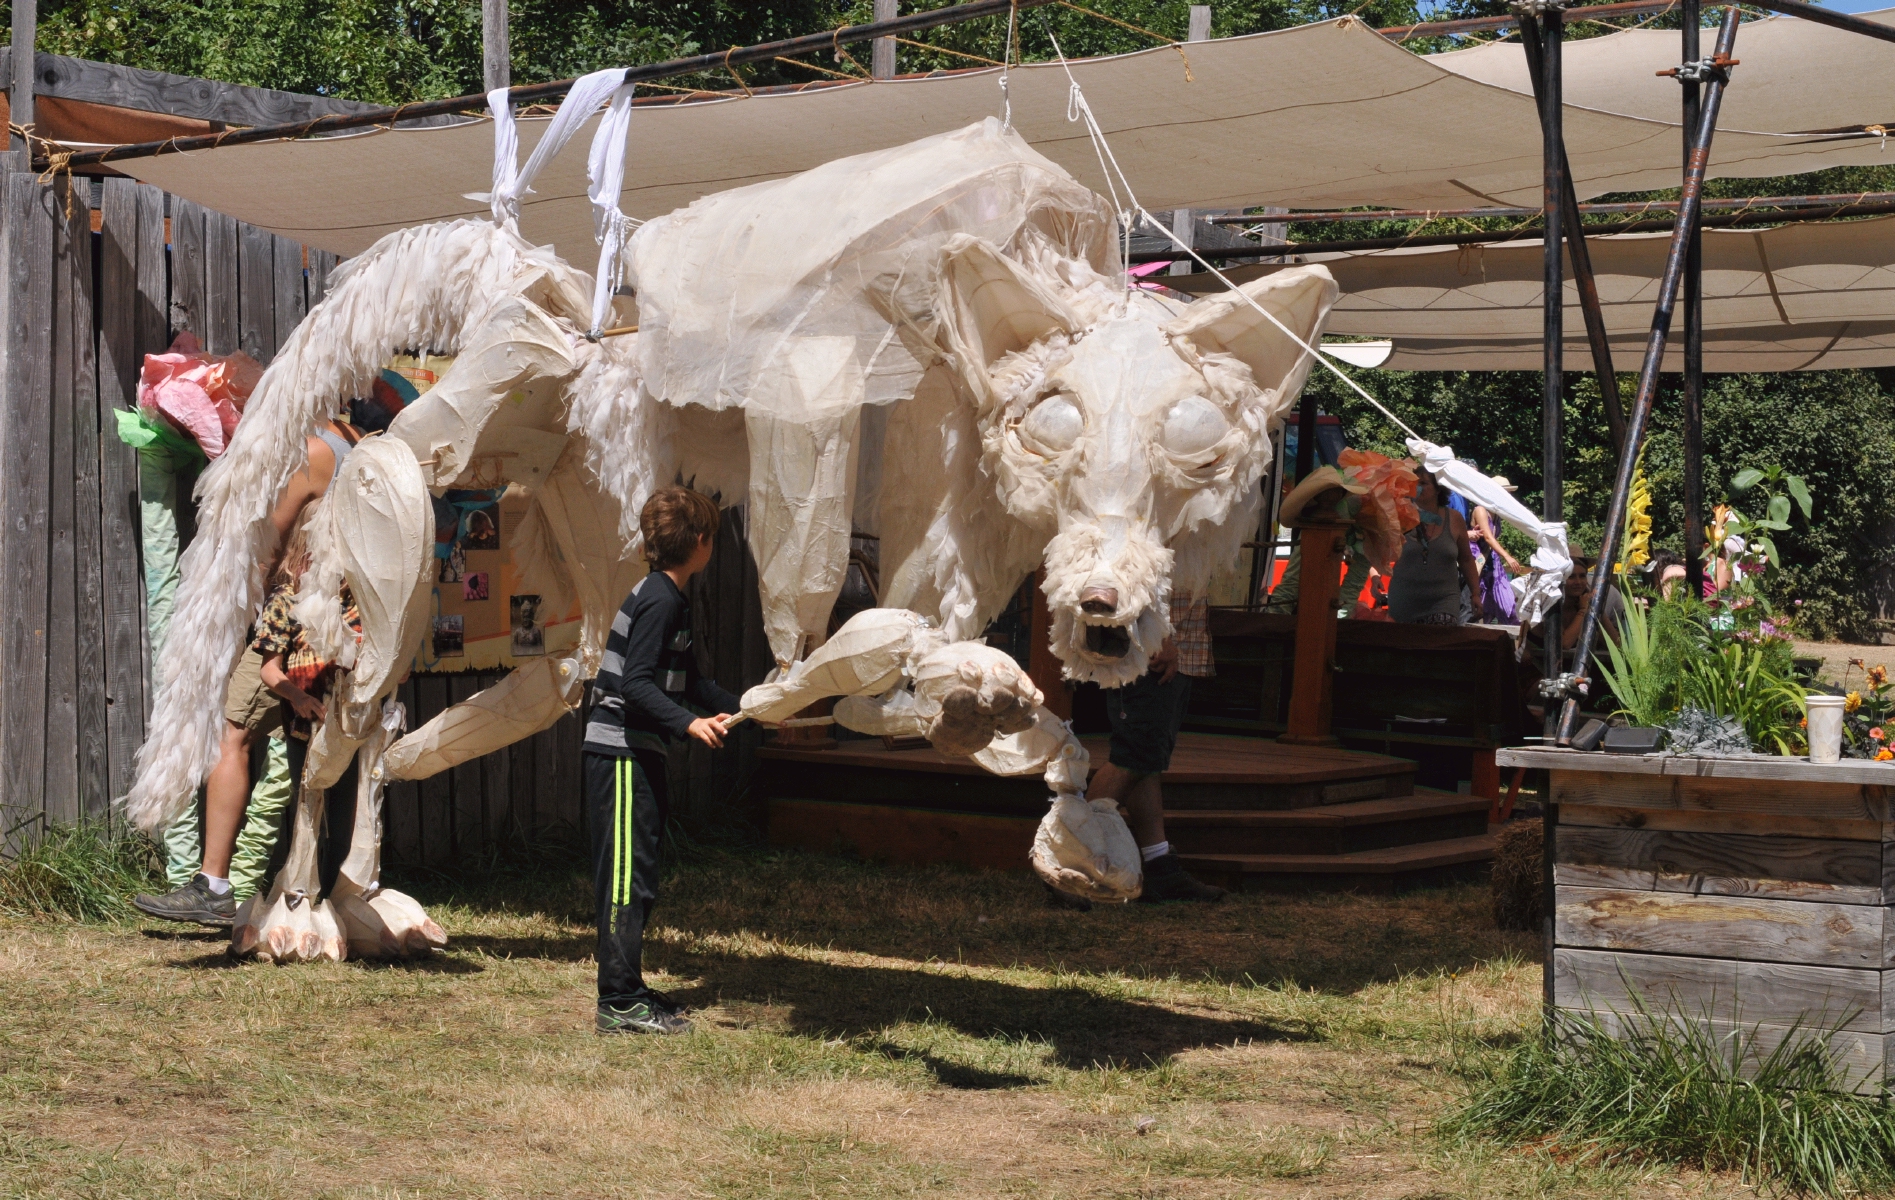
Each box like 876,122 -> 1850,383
480,68 -> 630,232
1406,438 -> 1571,633
584,81 -> 638,335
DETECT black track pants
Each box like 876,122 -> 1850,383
584,749 -> 667,1006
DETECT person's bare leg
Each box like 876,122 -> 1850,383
1119,772 -> 1167,849
200,720 -> 253,879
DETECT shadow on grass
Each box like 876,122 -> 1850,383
674,947 -> 1306,1072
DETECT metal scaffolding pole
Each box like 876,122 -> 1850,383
1682,0 -> 1708,598
1558,5 -> 1743,743
38,0 -> 1055,171
1520,15 -> 1624,454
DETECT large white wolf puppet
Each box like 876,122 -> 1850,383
122,119 -> 1336,955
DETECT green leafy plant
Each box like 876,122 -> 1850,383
1596,587 -> 1697,727
0,821 -> 162,921
1678,640 -> 1808,756
1448,1003 -> 1895,1198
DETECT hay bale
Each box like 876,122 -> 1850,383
1491,819 -> 1544,932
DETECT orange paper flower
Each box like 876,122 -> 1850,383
1334,448 -> 1420,575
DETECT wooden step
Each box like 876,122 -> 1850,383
1162,791 -> 1490,857
1078,734 -> 1416,810
1177,833 -> 1497,894
758,731 -> 1417,817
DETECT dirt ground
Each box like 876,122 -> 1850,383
1793,640 -> 1893,686
0,848 -> 1756,1199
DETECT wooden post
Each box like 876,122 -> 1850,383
872,0 -> 896,79
9,0 -> 33,153
1277,523 -> 1344,746
482,0 -> 509,94
1166,9 -> 1210,279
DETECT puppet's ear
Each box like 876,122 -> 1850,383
932,234 -> 1077,400
1164,264 -> 1339,402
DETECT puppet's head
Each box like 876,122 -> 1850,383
932,237 -> 1338,686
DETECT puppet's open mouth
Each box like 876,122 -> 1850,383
1084,623 -> 1132,659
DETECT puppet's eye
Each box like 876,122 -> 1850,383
1020,393 -> 1083,453
1160,395 -> 1229,457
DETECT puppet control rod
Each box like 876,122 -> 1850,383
34,0 -> 1058,172
1552,4 -> 1744,743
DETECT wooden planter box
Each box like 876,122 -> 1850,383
1499,747 -> 1895,1091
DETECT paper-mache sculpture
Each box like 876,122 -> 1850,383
121,113 -> 1338,946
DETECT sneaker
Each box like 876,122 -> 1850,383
1137,853 -> 1228,904
596,1000 -> 693,1036
132,874 -> 237,927
645,988 -> 688,1015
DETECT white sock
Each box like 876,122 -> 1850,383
200,874 -> 232,895
1140,841 -> 1171,862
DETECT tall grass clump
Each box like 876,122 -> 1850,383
1447,1007 -> 1895,1196
0,821 -> 162,921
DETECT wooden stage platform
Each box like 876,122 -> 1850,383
760,733 -> 1495,892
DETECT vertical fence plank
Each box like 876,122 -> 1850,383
271,235 -> 305,353
238,223 -> 276,364
96,179 -> 147,804
204,211 -> 239,356
169,199 -> 208,343
510,719 -> 538,840
448,674 -> 483,856
65,188 -> 107,820
43,180 -> 80,827
415,675 -> 452,865
307,248 -> 338,308
130,184 -> 168,721
481,673 -> 512,844
2,175 -> 55,844
554,710 -> 582,836
386,678 -> 420,865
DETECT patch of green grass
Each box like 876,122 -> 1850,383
1448,1006 -> 1895,1197
0,821 -> 161,921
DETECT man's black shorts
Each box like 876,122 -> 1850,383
1105,670 -> 1193,775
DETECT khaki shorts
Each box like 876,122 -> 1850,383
224,646 -> 286,736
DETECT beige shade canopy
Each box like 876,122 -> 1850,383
115,11 -> 1895,264
1169,213 -> 1895,371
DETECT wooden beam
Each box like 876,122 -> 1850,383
2,174 -> 54,843
482,0 -> 509,94
873,0 -> 897,79
8,0 -> 32,153
0,48 -> 464,129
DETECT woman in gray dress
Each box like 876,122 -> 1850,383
1387,471 -> 1484,625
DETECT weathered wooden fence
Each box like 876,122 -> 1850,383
0,168 -> 770,860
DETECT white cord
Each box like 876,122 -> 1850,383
1038,20 -> 1420,441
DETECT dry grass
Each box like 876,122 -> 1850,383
0,842 -> 1756,1199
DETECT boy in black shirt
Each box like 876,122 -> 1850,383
583,486 -> 739,1035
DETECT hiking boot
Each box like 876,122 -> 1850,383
596,1000 -> 693,1036
132,874 -> 237,927
1138,853 -> 1228,904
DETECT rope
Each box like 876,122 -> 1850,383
774,55 -> 868,80
830,24 -> 872,79
12,124 -> 79,217
1002,0 -> 1020,129
722,47 -> 754,96
1053,0 -> 1194,80
894,36 -> 1006,66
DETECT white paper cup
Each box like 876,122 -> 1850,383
1806,695 -> 1846,764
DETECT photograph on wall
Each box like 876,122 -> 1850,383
432,614 -> 465,658
464,508 -> 501,551
510,595 -> 544,657
438,543 -> 465,584
463,571 -> 489,602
